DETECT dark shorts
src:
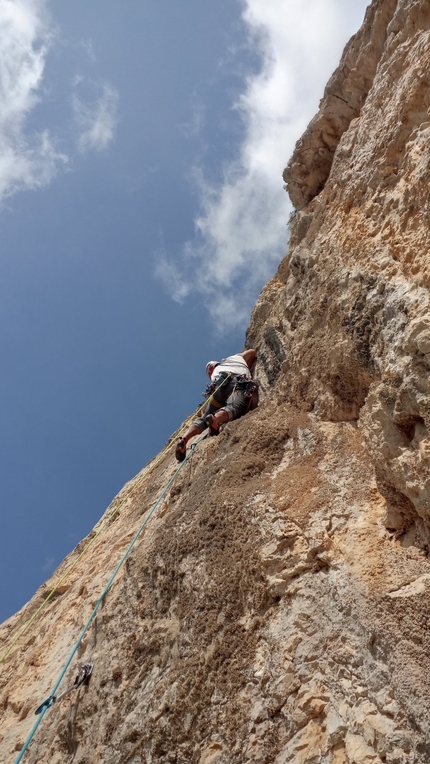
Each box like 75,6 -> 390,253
193,374 -> 254,431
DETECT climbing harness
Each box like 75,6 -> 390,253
203,373 -> 258,419
203,371 -> 230,399
203,372 -> 257,411
14,436 -> 205,764
35,662 -> 93,715
202,371 -> 232,409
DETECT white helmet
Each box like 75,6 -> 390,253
205,361 -> 220,378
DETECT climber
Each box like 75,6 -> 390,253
175,349 -> 257,462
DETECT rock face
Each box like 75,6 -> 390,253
1,0 -> 430,762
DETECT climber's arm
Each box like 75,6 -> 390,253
239,348 -> 256,370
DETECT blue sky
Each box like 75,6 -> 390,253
0,0 -> 369,623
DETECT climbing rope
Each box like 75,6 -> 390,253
0,475 -> 147,665
0,380 -> 226,667
14,433 -> 206,764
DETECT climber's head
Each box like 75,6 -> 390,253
205,361 -> 220,379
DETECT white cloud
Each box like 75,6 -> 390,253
73,82 -> 119,154
177,94 -> 205,139
42,555 -> 55,572
154,256 -> 190,303
158,0 -> 369,331
78,37 -> 95,62
0,2 -> 118,203
0,0 -> 67,201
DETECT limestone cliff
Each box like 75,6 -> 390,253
1,0 -> 430,762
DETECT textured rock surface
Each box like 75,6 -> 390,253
1,0 -> 430,762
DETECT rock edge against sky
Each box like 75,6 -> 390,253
1,0 -> 430,762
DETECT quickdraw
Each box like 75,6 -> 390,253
35,662 -> 93,715
233,378 -> 257,398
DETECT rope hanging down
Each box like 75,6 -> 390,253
0,380 -> 223,666
14,435 -> 206,764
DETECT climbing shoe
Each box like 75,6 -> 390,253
203,413 -> 220,436
175,438 -> 187,462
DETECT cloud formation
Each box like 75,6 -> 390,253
177,94 -> 206,139
73,82 -> 119,154
158,0 -> 369,331
0,0 -> 67,201
0,1 -> 119,204
42,555 -> 55,573
154,255 -> 190,303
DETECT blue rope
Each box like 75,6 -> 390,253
14,436 -> 205,764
